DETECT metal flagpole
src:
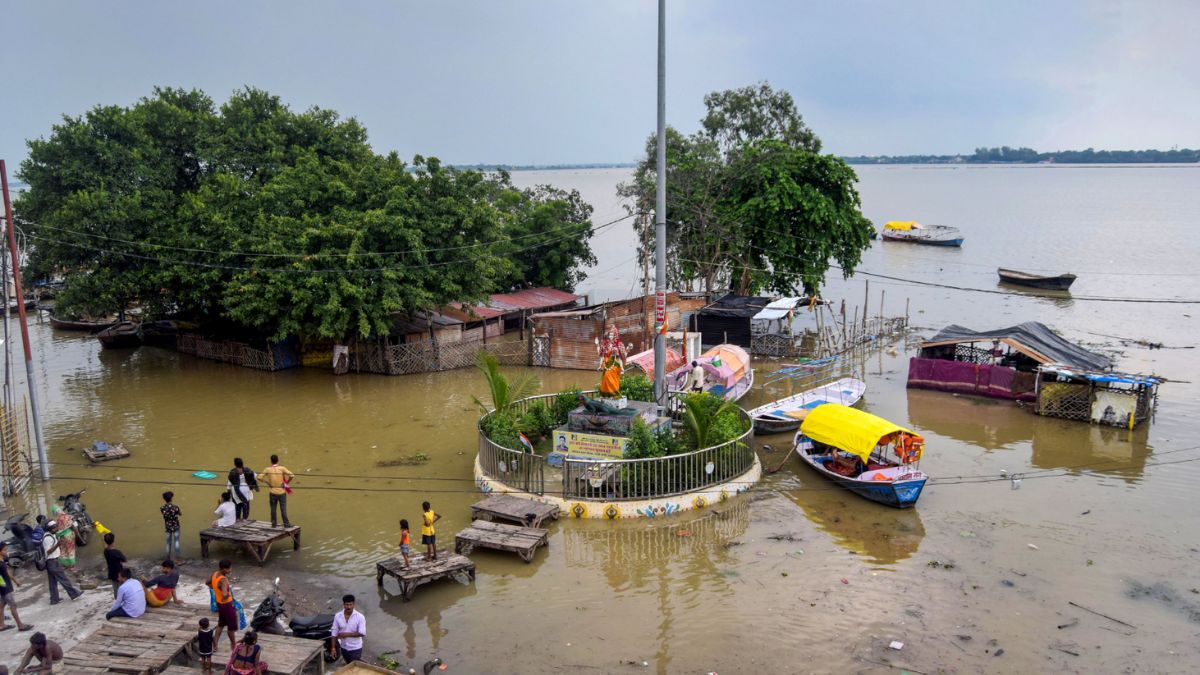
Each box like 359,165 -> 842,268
653,0 -> 668,410
0,160 -> 50,480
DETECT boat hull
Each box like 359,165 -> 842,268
997,269 -> 1076,290
50,315 -> 116,332
882,232 -> 963,247
97,322 -> 143,350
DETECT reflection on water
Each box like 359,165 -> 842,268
906,388 -> 1152,481
376,580 -> 474,660
1030,420 -> 1151,482
906,388 -> 1033,451
995,281 -> 1075,308
778,487 -> 925,565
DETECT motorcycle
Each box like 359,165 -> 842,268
251,577 -> 338,663
1,513 -> 42,569
57,489 -> 94,546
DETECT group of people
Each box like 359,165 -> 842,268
211,456 -> 296,531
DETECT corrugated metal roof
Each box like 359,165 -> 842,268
452,287 -> 582,320
391,310 -> 463,335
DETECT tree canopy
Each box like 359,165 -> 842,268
16,87 -> 595,341
619,82 -> 873,296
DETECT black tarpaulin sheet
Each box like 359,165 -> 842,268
921,321 -> 1110,371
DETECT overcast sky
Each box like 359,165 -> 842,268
2,1 -> 1197,167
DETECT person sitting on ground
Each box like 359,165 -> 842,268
226,629 -> 268,674
14,632 -> 62,674
141,559 -> 182,607
212,491 -> 236,528
106,567 -> 146,620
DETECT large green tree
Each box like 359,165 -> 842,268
16,87 -> 595,341
619,82 -> 873,296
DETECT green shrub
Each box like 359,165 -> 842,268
518,402 -> 557,440
552,388 -> 582,425
481,410 -> 522,450
623,418 -> 661,460
619,373 -> 655,402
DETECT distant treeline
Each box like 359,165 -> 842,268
449,162 -> 635,172
844,146 -> 1200,165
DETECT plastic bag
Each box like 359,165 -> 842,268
233,598 -> 247,630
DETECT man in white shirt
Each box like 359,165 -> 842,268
41,522 -> 83,605
212,492 -> 237,528
330,594 -> 366,663
688,360 -> 706,392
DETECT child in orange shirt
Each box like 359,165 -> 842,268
399,519 -> 411,570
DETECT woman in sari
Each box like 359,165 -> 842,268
52,505 -> 77,568
226,630 -> 268,674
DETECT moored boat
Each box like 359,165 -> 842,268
49,315 -> 117,332
997,268 -> 1076,291
880,221 -> 963,247
792,403 -> 928,508
96,321 -> 143,349
747,377 -> 867,434
668,344 -> 754,402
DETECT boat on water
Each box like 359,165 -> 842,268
96,321 -> 142,349
792,403 -> 928,508
49,315 -> 117,332
747,377 -> 866,434
668,344 -> 754,402
997,267 -> 1076,291
880,221 -> 963,247
140,319 -> 191,349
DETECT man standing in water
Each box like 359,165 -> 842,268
330,594 -> 366,663
260,455 -> 295,528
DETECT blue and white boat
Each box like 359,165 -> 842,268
880,221 -> 964,247
747,377 -> 866,434
792,404 -> 928,508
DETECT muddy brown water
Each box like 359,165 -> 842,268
3,165 -> 1200,673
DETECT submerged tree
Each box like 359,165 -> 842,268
618,81 -> 873,296
17,87 -> 596,340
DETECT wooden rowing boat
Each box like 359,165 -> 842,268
49,315 -> 117,332
96,321 -> 142,349
997,268 -> 1076,291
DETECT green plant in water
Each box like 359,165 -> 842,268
680,391 -> 742,450
473,351 -> 539,413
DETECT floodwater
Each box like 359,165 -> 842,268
4,164 -> 1200,673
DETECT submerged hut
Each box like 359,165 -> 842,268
1035,364 -> 1161,429
907,322 -> 1110,401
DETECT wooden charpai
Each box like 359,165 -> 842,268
470,494 -> 560,528
376,552 -> 476,601
455,519 -> 549,563
199,520 -> 301,565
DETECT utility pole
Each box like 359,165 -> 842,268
653,0 -> 668,409
1,160 -> 50,480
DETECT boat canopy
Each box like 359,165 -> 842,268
800,404 -> 918,462
884,221 -> 918,231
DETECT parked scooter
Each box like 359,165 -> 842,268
57,489 -> 94,546
251,577 -> 338,662
2,513 -> 43,568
